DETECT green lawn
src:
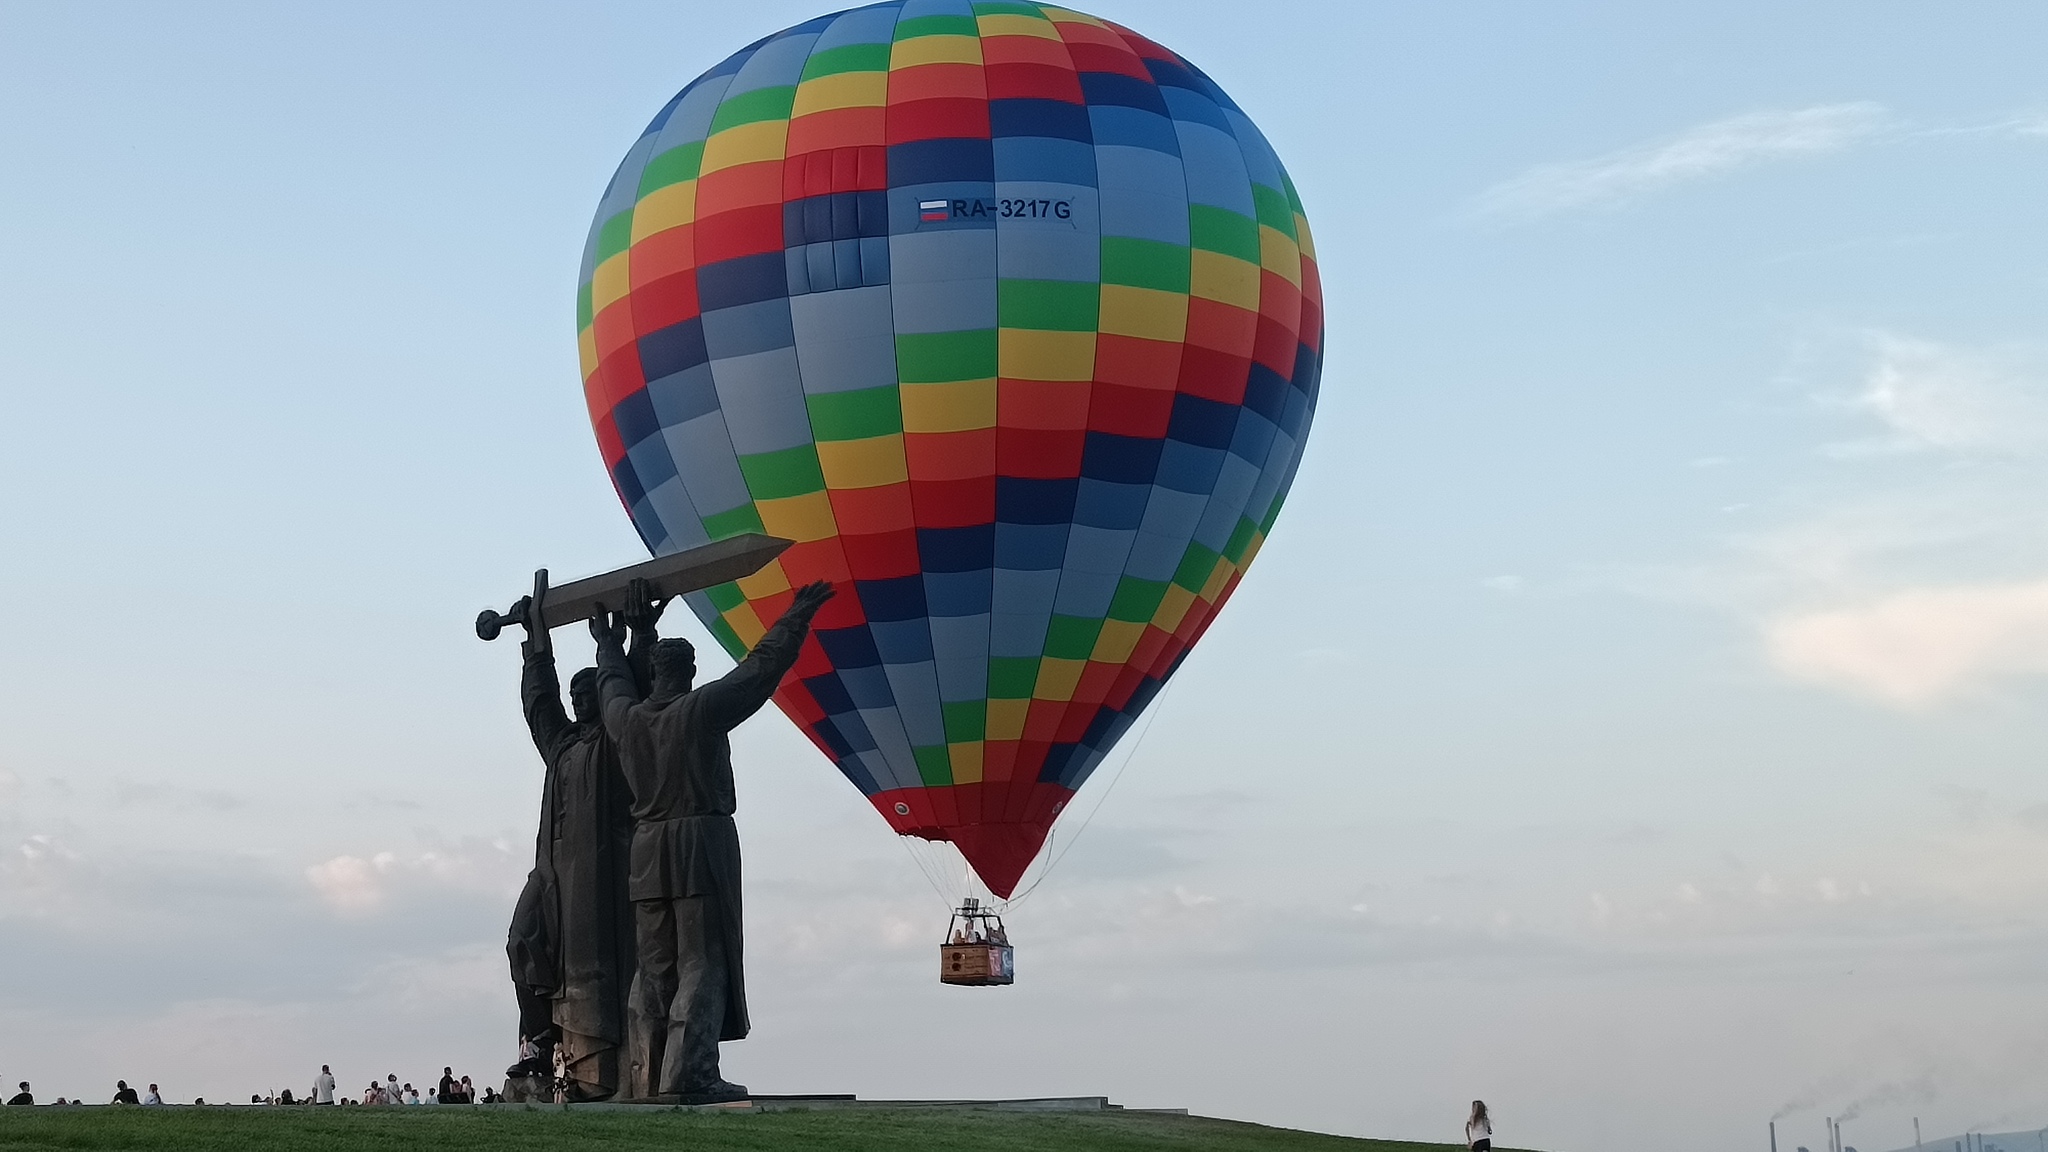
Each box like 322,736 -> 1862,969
0,1106 -> 1524,1152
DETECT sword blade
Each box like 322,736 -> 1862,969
537,534 -> 793,629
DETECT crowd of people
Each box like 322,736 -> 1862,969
0,1064 -> 502,1107
4,1079 -> 179,1106
331,1067 -> 478,1106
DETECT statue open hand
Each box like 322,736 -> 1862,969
786,580 -> 836,622
621,576 -> 669,634
589,608 -> 627,649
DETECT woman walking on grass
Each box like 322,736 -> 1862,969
1466,1100 -> 1493,1151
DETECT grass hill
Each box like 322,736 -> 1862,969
0,1104 -> 1535,1152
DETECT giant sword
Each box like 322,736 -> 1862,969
475,533 -> 793,641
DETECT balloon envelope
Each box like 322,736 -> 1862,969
577,1 -> 1322,897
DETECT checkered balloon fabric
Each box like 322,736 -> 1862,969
577,0 -> 1322,897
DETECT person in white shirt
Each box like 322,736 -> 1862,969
141,1084 -> 163,1106
384,1075 -> 400,1105
1465,1100 -> 1493,1151
312,1065 -> 336,1105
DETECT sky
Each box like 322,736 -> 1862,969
1,2 -> 2044,1149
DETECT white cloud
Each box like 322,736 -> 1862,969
1608,330 -> 2048,708
1473,102 -> 1886,218
1767,579 -> 2048,705
1828,334 -> 2048,456
0,834 -> 94,912
305,841 -> 522,917
305,854 -> 389,915
1750,333 -> 2048,704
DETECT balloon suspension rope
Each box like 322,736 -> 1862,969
896,835 -> 964,915
1000,676 -> 1177,909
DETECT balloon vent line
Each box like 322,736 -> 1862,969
1001,676 -> 1177,909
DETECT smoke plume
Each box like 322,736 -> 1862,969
1834,1073 -> 1938,1123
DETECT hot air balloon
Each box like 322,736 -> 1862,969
575,0 -> 1322,899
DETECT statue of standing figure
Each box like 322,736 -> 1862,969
588,577 -> 834,1103
504,583 -> 663,1100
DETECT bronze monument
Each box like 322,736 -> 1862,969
484,535 -> 801,1102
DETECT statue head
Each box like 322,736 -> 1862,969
569,668 -> 600,724
650,638 -> 696,697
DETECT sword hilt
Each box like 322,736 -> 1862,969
474,569 -> 550,642
473,599 -> 528,641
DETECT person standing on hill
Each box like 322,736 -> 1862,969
311,1065 -> 335,1105
1466,1100 -> 1493,1151
8,1082 -> 31,1105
